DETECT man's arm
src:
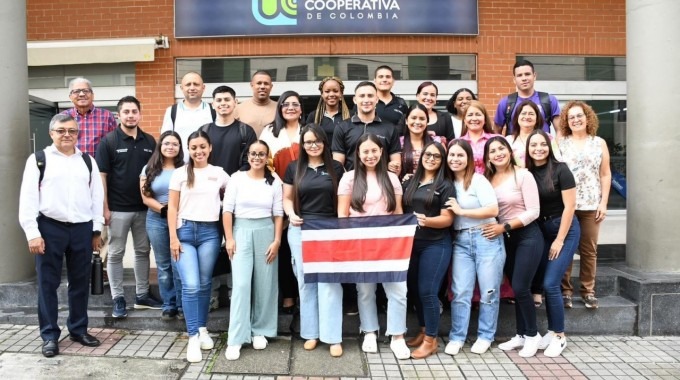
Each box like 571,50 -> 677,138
18,154 -> 43,253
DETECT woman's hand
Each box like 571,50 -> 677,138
482,223 -> 504,239
289,213 -> 304,227
446,197 -> 463,215
401,173 -> 413,184
549,240 -> 564,260
414,213 -> 427,228
170,238 -> 182,261
226,238 -> 236,260
595,203 -> 607,223
265,240 -> 280,264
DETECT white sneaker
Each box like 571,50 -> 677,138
186,334 -> 202,363
362,332 -> 378,353
538,330 -> 555,350
519,333 -> 542,357
390,337 -> 410,360
544,335 -> 567,357
470,339 -> 491,354
225,345 -> 241,360
198,327 -> 214,350
445,341 -> 463,356
252,335 -> 268,350
498,334 -> 525,351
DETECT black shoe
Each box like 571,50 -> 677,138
69,333 -> 101,347
42,340 -> 59,357
134,293 -> 162,310
344,304 -> 359,316
161,309 -> 178,321
280,304 -> 298,315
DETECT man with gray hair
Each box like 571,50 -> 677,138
19,114 -> 104,357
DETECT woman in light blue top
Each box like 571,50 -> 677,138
444,139 -> 505,356
140,131 -> 184,320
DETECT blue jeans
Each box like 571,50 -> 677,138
175,220 -> 220,336
407,236 -> 452,337
146,210 -> 182,312
449,227 -> 505,343
537,216 -> 580,333
289,226 -> 343,344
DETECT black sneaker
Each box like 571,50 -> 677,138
161,309 -> 178,321
112,296 -> 127,318
134,293 -> 162,310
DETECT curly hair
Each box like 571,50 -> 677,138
558,100 -> 599,137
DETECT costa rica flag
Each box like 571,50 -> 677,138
301,214 -> 417,283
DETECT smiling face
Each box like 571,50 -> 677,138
513,65 -> 536,93
188,136 -> 211,166
251,73 -> 273,101
454,90 -> 474,114
447,144 -> 468,174
118,102 -> 141,129
358,139 -> 382,170
302,130 -> 323,158
247,142 -> 269,170
49,119 -> 79,154
374,68 -> 394,92
180,73 -> 205,102
487,140 -> 511,169
354,85 -> 377,116
527,133 -> 550,165
567,106 -> 587,134
406,108 -> 428,136
212,91 -> 236,117
280,95 -> 302,122
321,79 -> 342,108
421,144 -> 443,174
68,81 -> 94,109
417,85 -> 438,111
464,105 -> 485,133
517,104 -> 537,131
160,135 -> 180,159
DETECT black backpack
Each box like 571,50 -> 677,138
169,103 -> 216,128
35,150 -> 92,186
504,91 -> 554,127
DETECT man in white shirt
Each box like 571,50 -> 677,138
18,114 -> 105,357
161,72 -> 215,160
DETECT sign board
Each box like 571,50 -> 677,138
175,0 -> 479,38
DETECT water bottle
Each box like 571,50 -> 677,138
91,251 -> 104,295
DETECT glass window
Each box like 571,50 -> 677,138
176,55 -> 476,83
516,56 -> 626,81
28,63 -> 135,89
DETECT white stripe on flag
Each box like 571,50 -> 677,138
301,225 -> 416,242
302,259 -> 410,273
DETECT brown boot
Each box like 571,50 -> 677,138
406,327 -> 426,347
411,336 -> 438,359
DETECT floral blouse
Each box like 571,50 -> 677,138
558,135 -> 603,210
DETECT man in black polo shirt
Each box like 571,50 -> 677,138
332,81 -> 402,173
374,65 -> 409,131
96,96 -> 158,318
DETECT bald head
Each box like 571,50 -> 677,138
180,72 -> 206,103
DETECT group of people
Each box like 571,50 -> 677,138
18,60 -> 611,363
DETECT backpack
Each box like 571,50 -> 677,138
35,149 -> 92,186
170,103 -> 216,130
504,91 -> 554,128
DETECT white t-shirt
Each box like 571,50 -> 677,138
169,164 -> 229,226
160,101 -> 214,161
222,171 -> 284,219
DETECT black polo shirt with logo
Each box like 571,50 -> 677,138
96,126 -> 156,212
283,160 -> 345,219
331,115 -> 401,171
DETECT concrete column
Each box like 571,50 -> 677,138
0,1 -> 34,283
626,0 -> 680,272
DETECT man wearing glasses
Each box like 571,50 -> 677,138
60,77 -> 117,157
19,114 -> 104,357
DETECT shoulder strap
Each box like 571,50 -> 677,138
209,104 -> 217,122
170,104 -> 178,131
239,122 -> 247,150
537,92 -> 553,126
35,150 -> 46,186
200,123 -> 212,133
81,153 -> 93,186
504,92 -> 519,125
107,130 -> 118,156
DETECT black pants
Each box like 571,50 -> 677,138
278,227 -> 298,301
36,216 -> 93,341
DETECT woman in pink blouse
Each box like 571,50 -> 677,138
482,136 -> 544,358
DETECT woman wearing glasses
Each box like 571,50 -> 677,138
557,101 -> 611,310
260,91 -> 303,314
283,124 -> 345,357
401,142 -> 454,359
223,140 -> 284,360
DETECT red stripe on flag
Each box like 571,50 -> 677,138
302,236 -> 414,263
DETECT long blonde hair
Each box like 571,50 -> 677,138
314,76 -> 350,124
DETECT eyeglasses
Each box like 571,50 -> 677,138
303,140 -> 322,148
281,102 -> 301,109
568,113 -> 585,121
52,128 -> 79,136
248,152 -> 267,158
70,89 -> 93,95
422,152 -> 442,161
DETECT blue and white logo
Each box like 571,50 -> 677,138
252,0 -> 298,26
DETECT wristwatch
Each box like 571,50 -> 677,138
503,223 -> 512,233
93,230 -> 101,237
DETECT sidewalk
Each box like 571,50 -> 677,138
0,324 -> 678,379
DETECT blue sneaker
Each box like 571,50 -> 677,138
134,293 -> 162,310
112,296 -> 127,318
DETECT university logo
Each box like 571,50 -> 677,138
252,0 -> 298,26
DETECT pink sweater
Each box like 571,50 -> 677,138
493,168 -> 540,226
